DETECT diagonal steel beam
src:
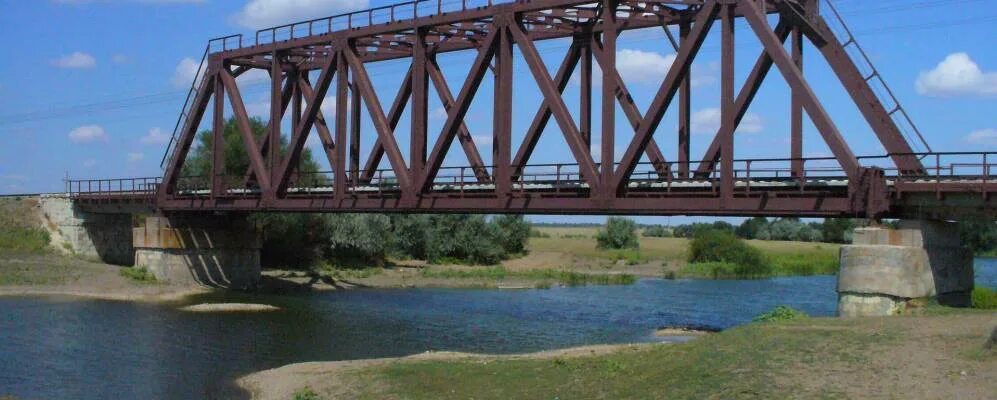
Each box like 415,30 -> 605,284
244,74 -> 295,185
160,71 -> 215,197
427,57 -> 490,182
591,38 -> 671,178
219,68 -> 272,193
418,29 -> 498,193
511,41 -> 581,179
297,75 -> 338,174
345,46 -> 413,190
510,21 -> 601,190
360,66 -> 413,183
740,2 -> 859,179
692,18 -> 791,177
274,53 -> 337,195
613,0 -> 719,193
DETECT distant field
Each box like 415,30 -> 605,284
529,226 -> 839,267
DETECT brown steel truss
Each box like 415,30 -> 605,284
153,0 -> 935,218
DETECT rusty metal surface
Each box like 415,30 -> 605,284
71,0 -> 996,219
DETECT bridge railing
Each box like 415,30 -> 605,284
67,177 -> 161,198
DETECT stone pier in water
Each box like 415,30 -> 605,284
837,220 -> 974,317
133,215 -> 261,289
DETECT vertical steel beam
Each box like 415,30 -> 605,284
740,2 -> 859,178
677,21 -> 691,179
290,69 -> 302,184
600,0 -> 617,198
268,51 -> 282,200
410,28 -> 429,180
211,73 -> 225,197
579,36 -> 592,149
350,82 -> 361,185
720,4 -> 735,202
275,54 -> 337,195
336,51 -> 349,198
493,23 -> 513,195
614,0 -> 719,192
791,25 -> 804,178
219,69 -> 271,193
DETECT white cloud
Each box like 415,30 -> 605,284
56,0 -> 204,4
83,159 -> 97,168
68,125 -> 108,143
127,152 -> 145,162
431,106 -> 448,120
965,128 -> 997,145
472,134 -> 492,147
234,0 -> 369,29
572,48 -> 712,88
915,52 -> 997,97
690,108 -> 763,135
140,127 -> 169,145
171,57 -> 204,88
53,52 -> 96,69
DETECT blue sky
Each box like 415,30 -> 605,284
1,0 -> 996,223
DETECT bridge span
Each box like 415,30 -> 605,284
58,0 -> 992,316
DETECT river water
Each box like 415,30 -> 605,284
2,259 -> 995,399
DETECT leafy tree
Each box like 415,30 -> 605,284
596,217 -> 639,250
736,217 -> 769,239
959,220 -> 997,255
322,214 -> 392,267
492,215 -> 532,255
642,225 -> 672,237
769,218 -> 804,241
426,215 -> 505,264
688,229 -> 769,277
821,218 -> 856,244
388,214 -> 431,260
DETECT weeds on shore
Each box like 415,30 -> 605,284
972,286 -> 997,309
420,266 -> 636,287
119,267 -> 157,283
292,387 -> 321,400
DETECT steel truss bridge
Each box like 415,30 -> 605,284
69,0 -> 996,219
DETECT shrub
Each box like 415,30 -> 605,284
292,387 -> 321,400
688,230 -> 769,278
596,217 -> 639,250
426,215 -> 505,265
388,214 -> 430,260
752,306 -> 808,322
736,217 -> 768,239
492,215 -> 531,255
120,267 -> 156,283
251,213 -> 330,268
321,214 -> 392,267
972,286 -> 997,309
642,225 -> 671,237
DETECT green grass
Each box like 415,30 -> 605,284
752,305 -> 809,322
420,266 -> 636,286
351,316 -> 901,400
0,198 -> 50,253
119,266 -> 157,283
971,286 -> 997,309
292,387 -> 321,400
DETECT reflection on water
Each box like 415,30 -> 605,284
0,259 -> 994,399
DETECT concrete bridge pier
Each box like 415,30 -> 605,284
133,214 -> 261,289
837,220 -> 974,317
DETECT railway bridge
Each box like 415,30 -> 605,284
61,0 -> 993,316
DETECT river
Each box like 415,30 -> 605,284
2,258 -> 995,399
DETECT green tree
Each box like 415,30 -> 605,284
959,220 -> 997,255
492,215 -> 532,255
322,213 -> 392,267
688,229 -> 769,277
736,217 -> 769,239
596,217 -> 639,250
426,215 -> 505,265
821,218 -> 856,244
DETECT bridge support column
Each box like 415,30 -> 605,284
837,220 -> 974,317
133,215 -> 260,289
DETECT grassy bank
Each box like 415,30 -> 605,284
0,198 -> 49,253
246,308 -> 996,400
528,226 -> 840,279
420,266 -> 636,287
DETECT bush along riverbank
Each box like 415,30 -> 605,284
676,229 -> 838,279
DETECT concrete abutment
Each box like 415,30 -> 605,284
133,215 -> 261,289
837,220 -> 974,317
